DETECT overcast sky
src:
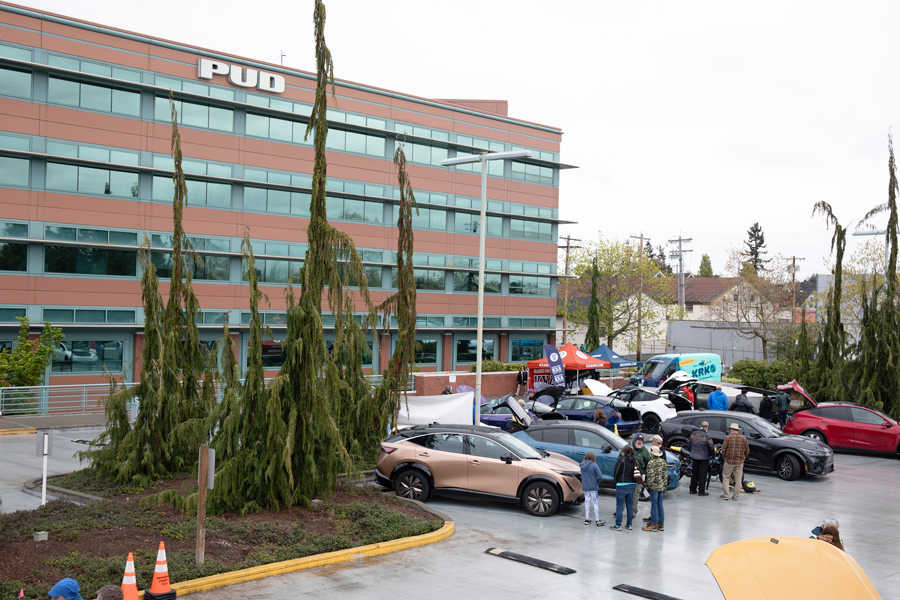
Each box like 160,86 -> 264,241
16,0 -> 900,278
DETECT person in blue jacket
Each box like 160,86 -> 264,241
708,385 -> 729,411
580,451 -> 606,527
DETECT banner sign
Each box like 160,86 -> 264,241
543,344 -> 566,386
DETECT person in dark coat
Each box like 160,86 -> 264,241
516,367 -> 527,395
611,446 -> 638,531
643,374 -> 660,388
775,389 -> 791,427
730,393 -> 755,414
686,421 -> 714,496
441,385 -> 452,395
758,395 -> 774,422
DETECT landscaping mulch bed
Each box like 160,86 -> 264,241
1,471 -> 441,600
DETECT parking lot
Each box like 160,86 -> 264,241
2,431 -> 898,599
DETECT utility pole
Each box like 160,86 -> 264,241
787,255 -> 806,320
280,50 -> 287,65
558,235 -> 582,344
668,235 -> 693,316
630,233 -> 647,361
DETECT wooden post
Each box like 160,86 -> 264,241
196,444 -> 208,565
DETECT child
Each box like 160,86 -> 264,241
644,446 -> 667,532
579,451 -> 605,527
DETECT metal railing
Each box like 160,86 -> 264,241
0,374 -> 414,416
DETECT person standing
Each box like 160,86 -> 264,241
643,374 -> 660,388
731,392 -> 755,414
627,434 -> 650,519
683,385 -> 695,406
758,394 -> 774,423
643,446 -> 667,532
686,421 -> 714,496
708,385 -> 729,411
579,451 -> 606,527
611,446 -> 638,531
441,385 -> 452,395
775,389 -> 791,427
516,366 -> 527,395
721,422 -> 750,501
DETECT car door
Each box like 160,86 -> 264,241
819,406 -> 855,448
480,405 -> 512,429
695,384 -> 715,410
571,428 -> 618,483
465,434 -> 519,497
724,417 -> 765,467
420,433 -> 469,490
565,397 -> 597,421
850,407 -> 897,452
530,427 -> 574,460
703,417 -> 726,444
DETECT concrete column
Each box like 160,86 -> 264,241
499,333 -> 508,364
442,333 -> 453,372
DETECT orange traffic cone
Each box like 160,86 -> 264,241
144,542 -> 177,599
121,552 -> 138,600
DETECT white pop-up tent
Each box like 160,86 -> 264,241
395,391 -> 477,427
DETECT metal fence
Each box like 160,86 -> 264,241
0,374 -> 412,416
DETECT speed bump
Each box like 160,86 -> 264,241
485,547 -> 576,575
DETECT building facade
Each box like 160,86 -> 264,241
0,3 -> 571,386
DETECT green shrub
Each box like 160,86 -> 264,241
764,359 -> 794,389
728,359 -> 768,388
471,361 -> 525,373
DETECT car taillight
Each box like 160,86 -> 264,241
612,412 -> 621,418
381,445 -> 397,454
664,403 -> 675,409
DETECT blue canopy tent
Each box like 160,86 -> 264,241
589,344 -> 643,369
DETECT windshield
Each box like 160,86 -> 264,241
640,360 -> 669,378
868,408 -> 898,425
753,418 -> 784,437
498,432 -> 543,459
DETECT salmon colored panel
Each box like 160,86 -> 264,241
40,20 -> 153,56
0,97 -> 44,121
39,34 -> 152,71
0,22 -> 43,48
0,9 -> 44,32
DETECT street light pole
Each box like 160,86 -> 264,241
441,149 -> 532,424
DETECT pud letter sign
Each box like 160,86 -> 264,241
198,58 -> 285,94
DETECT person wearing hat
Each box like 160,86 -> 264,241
48,577 -> 85,600
721,422 -> 750,500
643,446 -> 667,532
686,420 -> 714,496
642,435 -> 665,522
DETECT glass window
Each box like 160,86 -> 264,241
0,307 -> 26,321
51,339 -> 125,373
80,83 -> 112,112
467,435 -> 510,460
511,339 -> 543,362
425,433 -> 466,454
0,242 -> 26,271
542,427 -> 572,446
455,338 -> 494,363
45,246 -> 136,277
415,338 -> 438,364
44,309 -> 74,322
107,310 -> 135,324
820,406 -> 852,422
0,67 -> 32,99
850,407 -> 885,425
0,156 -> 29,187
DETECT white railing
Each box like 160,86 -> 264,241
0,374 -> 412,415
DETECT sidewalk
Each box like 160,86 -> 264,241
0,412 -> 106,433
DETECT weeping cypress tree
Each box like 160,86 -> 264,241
373,141 -> 418,431
807,202 -> 848,402
584,258 -> 602,352
795,308 -> 812,385
857,134 -> 900,418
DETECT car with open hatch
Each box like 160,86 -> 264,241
545,395 -> 643,436
659,411 -> 834,481
607,386 -> 690,434
376,423 -> 584,516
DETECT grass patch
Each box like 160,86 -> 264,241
0,499 -> 164,541
50,468 -> 155,498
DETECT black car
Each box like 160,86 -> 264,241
659,411 -> 834,481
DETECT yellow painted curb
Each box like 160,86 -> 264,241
0,427 -> 36,435
135,520 -> 454,599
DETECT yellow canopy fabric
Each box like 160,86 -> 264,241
706,537 -> 882,600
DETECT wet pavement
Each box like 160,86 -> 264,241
187,453 -> 900,600
2,429 -> 898,599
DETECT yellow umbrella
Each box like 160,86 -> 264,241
706,537 -> 882,600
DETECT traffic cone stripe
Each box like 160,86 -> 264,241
122,575 -> 136,584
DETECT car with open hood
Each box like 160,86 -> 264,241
780,380 -> 900,455
543,395 -> 643,435
659,410 -> 834,481
376,419 -> 584,517
607,386 -> 690,434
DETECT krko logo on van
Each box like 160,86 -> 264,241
689,360 -> 717,378
198,58 -> 285,94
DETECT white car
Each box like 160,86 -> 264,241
607,387 -> 687,434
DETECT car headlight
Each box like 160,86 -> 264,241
552,470 -> 581,478
804,450 -> 828,457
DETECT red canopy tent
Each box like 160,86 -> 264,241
526,342 -> 612,389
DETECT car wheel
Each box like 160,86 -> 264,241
802,430 -> 827,445
642,414 -> 661,434
522,481 -> 560,517
394,469 -> 430,501
775,454 -> 801,481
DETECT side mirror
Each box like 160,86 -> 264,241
500,454 -> 513,464
883,421 -> 893,428
601,444 -> 613,453
749,432 -> 762,439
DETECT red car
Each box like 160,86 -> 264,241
780,381 -> 900,455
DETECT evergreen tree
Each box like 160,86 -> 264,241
584,259 -> 602,351
698,254 -> 714,277
807,203 -> 847,402
795,308 -> 812,385
654,244 -> 673,274
374,141 -> 418,431
744,222 -> 770,272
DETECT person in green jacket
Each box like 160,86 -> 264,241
643,446 -> 668,532
775,390 -> 791,427
618,433 -> 651,519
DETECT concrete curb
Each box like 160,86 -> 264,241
0,427 -> 36,435
136,519 -> 454,599
23,476 -> 106,505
